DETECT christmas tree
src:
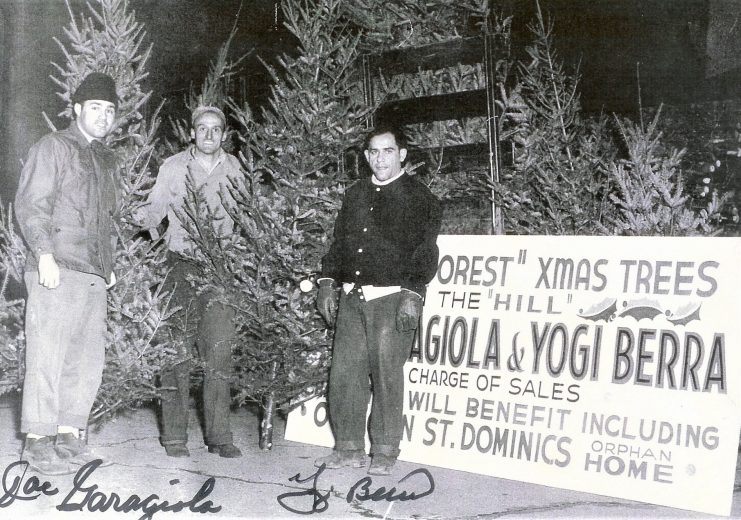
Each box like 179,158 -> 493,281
0,205 -> 26,396
2,0 -> 728,441
608,108 -> 727,236
0,0 -> 177,425
174,0 -> 369,448
492,2 -> 617,235
344,0 -> 502,234
53,0 -> 180,424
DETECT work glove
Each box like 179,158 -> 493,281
396,289 -> 423,332
316,279 -> 339,327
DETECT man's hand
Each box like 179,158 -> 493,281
316,279 -> 339,327
38,253 -> 60,289
131,204 -> 149,226
132,205 -> 160,240
106,271 -> 117,289
396,290 -> 423,332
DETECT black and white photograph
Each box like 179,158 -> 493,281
0,0 -> 740,518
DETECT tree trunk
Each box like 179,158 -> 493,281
259,361 -> 278,450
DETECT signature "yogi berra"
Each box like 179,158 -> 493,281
277,463 -> 435,514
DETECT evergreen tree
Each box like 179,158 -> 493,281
60,0 -> 178,424
343,0 -> 490,51
644,100 -> 740,234
0,0 -> 176,424
0,207 -> 26,396
168,27 -> 249,152
169,2 -> 507,447
342,0 -> 512,234
493,2 -> 617,235
177,0 -> 369,447
608,108 -> 727,236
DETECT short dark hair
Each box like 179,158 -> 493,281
364,124 -> 408,151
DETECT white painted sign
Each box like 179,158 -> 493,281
285,235 -> 741,516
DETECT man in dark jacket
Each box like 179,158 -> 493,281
315,124 -> 442,475
15,72 -> 120,475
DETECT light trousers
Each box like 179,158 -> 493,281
21,268 -> 107,436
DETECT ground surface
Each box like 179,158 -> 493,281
0,396 -> 739,520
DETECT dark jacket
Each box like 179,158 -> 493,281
15,122 -> 120,281
321,172 -> 442,296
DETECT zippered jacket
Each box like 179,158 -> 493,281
15,122 -> 120,282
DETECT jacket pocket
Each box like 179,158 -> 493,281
51,206 -> 90,268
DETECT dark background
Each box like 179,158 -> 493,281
0,0 -> 739,203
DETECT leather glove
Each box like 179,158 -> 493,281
316,279 -> 339,327
396,290 -> 423,332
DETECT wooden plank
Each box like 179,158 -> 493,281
407,142 -> 486,161
368,37 -> 484,76
343,142 -> 512,177
406,142 -> 513,169
375,89 -> 487,125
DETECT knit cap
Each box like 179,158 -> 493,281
72,72 -> 118,108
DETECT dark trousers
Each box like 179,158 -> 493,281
327,289 -> 414,458
160,257 -> 235,447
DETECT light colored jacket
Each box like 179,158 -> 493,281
141,146 -> 241,253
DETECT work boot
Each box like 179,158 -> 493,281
207,443 -> 242,458
314,449 -> 366,469
22,436 -> 75,476
367,454 -> 396,476
164,443 -> 190,458
55,433 -> 113,467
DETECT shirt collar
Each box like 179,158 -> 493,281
188,146 -> 225,175
371,168 -> 406,186
68,121 -> 99,147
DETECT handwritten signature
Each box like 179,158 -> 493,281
0,460 -> 59,506
0,459 -> 221,520
277,463 -> 435,514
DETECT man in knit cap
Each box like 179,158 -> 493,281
137,105 -> 243,458
15,71 -> 120,474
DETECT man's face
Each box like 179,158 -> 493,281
190,112 -> 226,156
74,100 -> 116,139
364,132 -> 407,182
